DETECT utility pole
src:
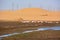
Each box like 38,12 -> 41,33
28,0 -> 31,8
17,3 -> 19,10
12,2 -> 14,11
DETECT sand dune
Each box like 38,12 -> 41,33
0,8 -> 60,21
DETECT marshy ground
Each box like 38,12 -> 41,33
0,21 -> 60,40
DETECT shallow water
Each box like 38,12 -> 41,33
0,26 -> 60,38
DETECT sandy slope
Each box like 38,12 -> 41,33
0,8 -> 60,21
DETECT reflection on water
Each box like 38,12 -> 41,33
0,26 -> 60,39
38,26 -> 60,30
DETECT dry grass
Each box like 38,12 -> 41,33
0,21 -> 60,35
3,30 -> 60,40
0,21 -> 60,40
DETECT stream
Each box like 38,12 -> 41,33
0,26 -> 60,40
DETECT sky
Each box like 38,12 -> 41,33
0,0 -> 60,11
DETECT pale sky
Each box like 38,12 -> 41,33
0,0 -> 60,11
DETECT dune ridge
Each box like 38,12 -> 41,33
0,8 -> 60,21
